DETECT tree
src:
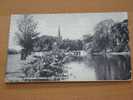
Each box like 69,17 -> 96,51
92,19 -> 114,52
59,39 -> 83,51
82,34 -> 93,51
33,35 -> 57,51
15,15 -> 39,60
111,19 -> 129,52
83,34 -> 93,43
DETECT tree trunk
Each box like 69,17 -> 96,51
21,49 -> 28,60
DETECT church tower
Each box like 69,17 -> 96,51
58,25 -> 62,42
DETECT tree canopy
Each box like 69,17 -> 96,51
16,15 -> 39,52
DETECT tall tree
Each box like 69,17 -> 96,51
15,15 -> 39,60
111,19 -> 129,52
92,19 -> 114,52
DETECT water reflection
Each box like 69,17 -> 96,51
6,54 -> 131,81
63,55 -> 131,81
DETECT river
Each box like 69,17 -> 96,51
63,54 -> 131,81
6,54 -> 131,82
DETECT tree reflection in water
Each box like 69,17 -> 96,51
85,55 -> 131,80
6,54 -> 131,81
63,55 -> 131,81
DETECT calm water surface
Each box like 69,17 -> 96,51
6,54 -> 131,81
63,54 -> 131,81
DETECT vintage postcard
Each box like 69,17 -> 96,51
6,12 -> 131,83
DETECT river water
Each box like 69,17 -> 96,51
63,54 -> 131,81
6,54 -> 131,82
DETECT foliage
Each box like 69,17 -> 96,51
22,51 -> 68,80
83,19 -> 129,53
59,39 -> 83,51
111,19 -> 129,52
33,35 -> 57,51
83,34 -> 93,43
33,36 -> 83,51
15,15 -> 39,58
92,19 -> 114,52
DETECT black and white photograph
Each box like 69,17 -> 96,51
6,12 -> 131,82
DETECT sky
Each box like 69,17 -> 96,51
8,12 -> 128,50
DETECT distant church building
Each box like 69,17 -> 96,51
57,25 -> 62,44
52,26 -> 62,51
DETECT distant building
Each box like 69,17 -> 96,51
52,26 -> 62,52
57,25 -> 62,45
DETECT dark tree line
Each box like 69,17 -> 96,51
59,39 -> 83,51
33,35 -> 57,51
84,19 -> 129,53
33,37 -> 83,51
111,19 -> 129,52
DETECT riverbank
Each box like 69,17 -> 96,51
91,52 -> 130,56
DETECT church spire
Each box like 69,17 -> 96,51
58,25 -> 62,41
